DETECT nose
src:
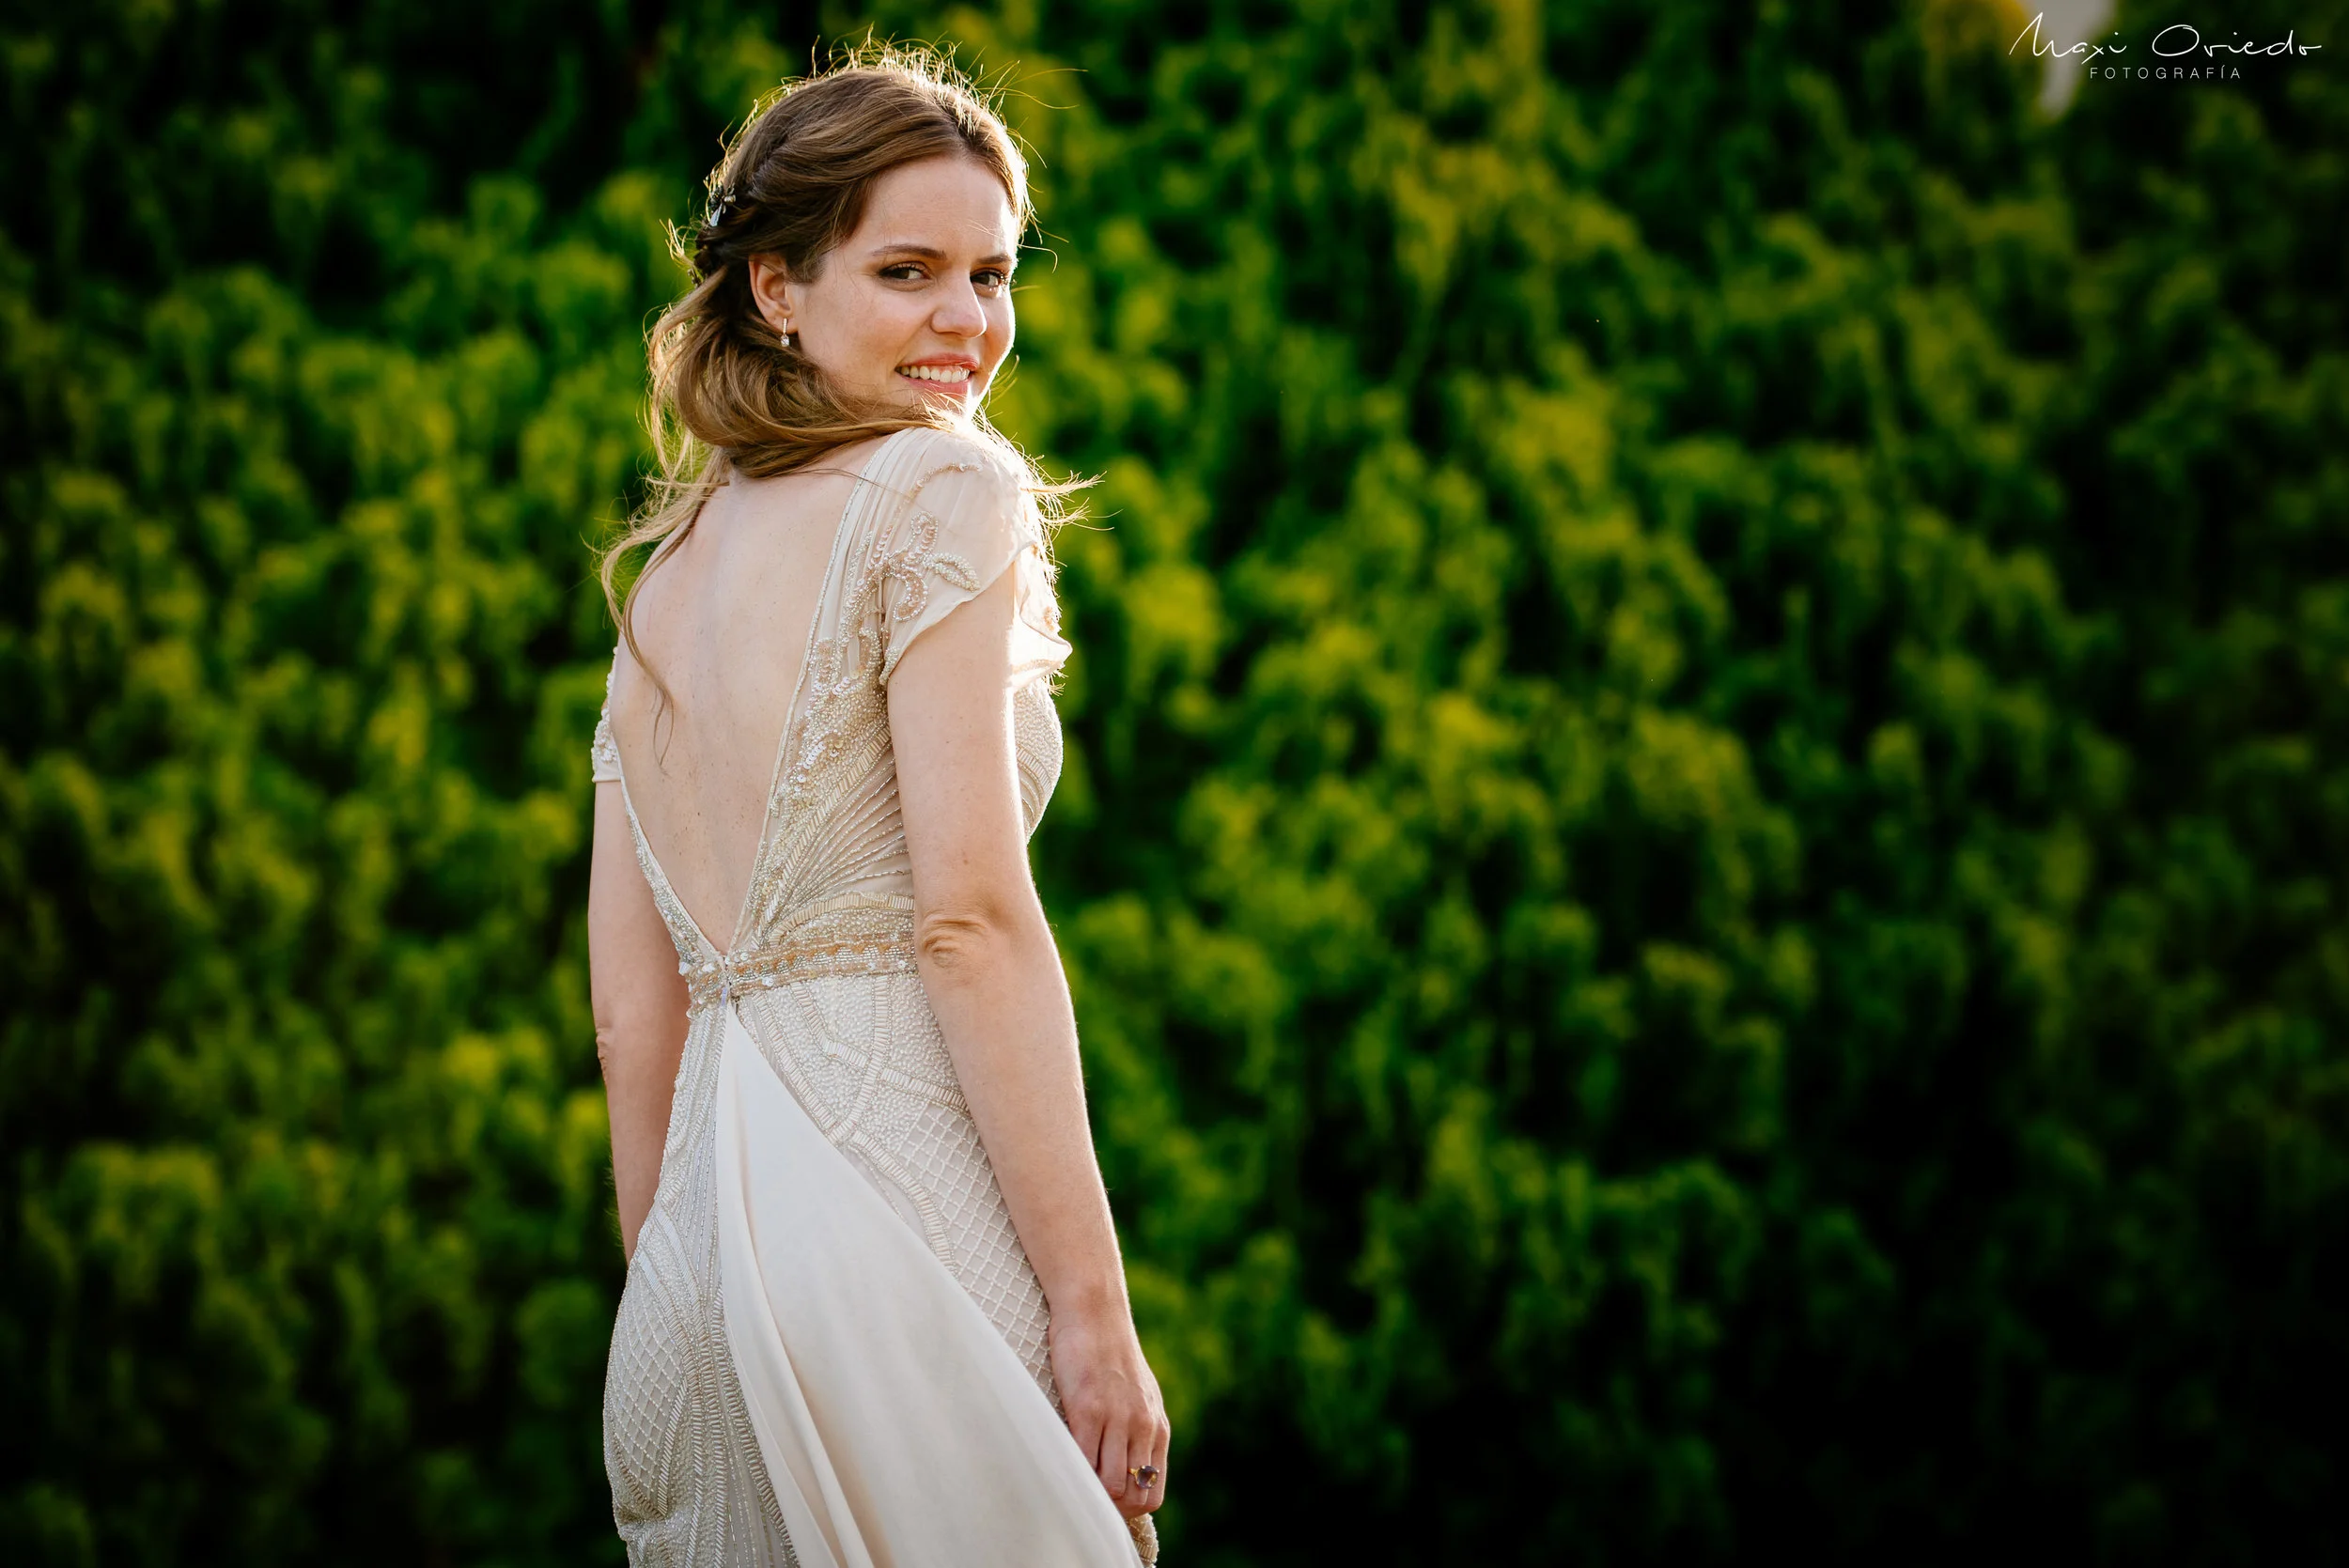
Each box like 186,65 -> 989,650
932,281 -> 988,342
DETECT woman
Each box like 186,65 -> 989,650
585,50 -> 1169,1567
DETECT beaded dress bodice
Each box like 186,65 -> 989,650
592,427 -> 1077,1566
596,429 -> 1069,1008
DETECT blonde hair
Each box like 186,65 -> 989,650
597,43 -> 1059,715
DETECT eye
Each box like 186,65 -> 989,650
973,267 -> 1012,290
879,262 -> 928,282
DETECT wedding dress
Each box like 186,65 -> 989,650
591,426 -> 1143,1566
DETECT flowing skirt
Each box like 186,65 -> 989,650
603,972 -> 1138,1567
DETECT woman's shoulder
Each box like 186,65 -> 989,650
886,423 -> 1033,491
877,424 -> 1042,536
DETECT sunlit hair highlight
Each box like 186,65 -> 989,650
595,41 -> 1073,720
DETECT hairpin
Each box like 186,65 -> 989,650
704,185 -> 738,230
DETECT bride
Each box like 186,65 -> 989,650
585,49 -> 1169,1566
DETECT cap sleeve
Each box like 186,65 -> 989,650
875,434 -> 1072,690
589,652 -> 622,782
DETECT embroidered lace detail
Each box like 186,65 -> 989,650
605,1005 -> 799,1565
680,897 -> 922,1014
782,458 -> 988,807
592,664 -> 623,783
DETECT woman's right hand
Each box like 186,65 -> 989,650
1048,1306 -> 1170,1521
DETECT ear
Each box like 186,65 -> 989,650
746,255 -> 800,338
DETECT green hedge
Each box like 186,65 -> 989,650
3,0 -> 2341,1561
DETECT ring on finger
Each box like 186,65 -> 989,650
1128,1465 -> 1159,1490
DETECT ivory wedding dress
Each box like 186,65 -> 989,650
591,426 -> 1143,1567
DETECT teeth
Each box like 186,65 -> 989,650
897,365 -> 972,382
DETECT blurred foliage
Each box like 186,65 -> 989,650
3,0 -> 2343,1563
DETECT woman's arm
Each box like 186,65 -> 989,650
888,566 -> 1170,1521
588,780 -> 692,1262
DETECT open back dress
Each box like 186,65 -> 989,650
590,426 -> 1140,1567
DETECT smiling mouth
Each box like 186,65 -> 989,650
897,364 -> 973,384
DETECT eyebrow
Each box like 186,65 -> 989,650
866,243 -> 1017,267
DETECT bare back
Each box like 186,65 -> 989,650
607,438 -> 887,951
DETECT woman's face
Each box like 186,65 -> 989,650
748,154 -> 1019,416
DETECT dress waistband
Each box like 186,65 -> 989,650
683,896 -> 921,1014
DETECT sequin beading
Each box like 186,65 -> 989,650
682,894 -> 921,1014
